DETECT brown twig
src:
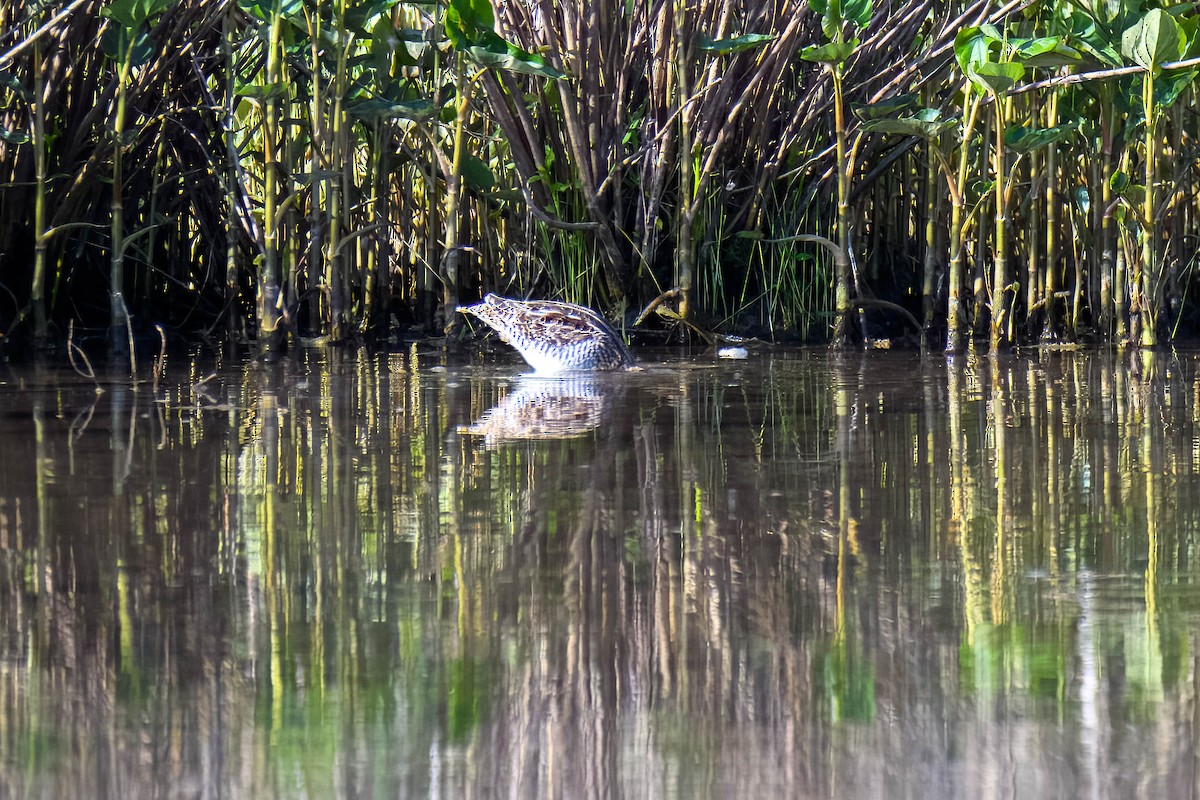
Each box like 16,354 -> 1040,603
153,323 -> 167,392
66,320 -> 99,386
634,287 -> 682,326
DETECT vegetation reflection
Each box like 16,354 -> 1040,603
0,350 -> 1199,796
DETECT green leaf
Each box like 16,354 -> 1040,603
460,154 -> 495,191
344,0 -> 403,35
488,189 -> 522,203
1073,187 -> 1090,216
1110,170 -> 1130,193
1003,120 -> 1080,153
348,96 -> 436,120
0,70 -> 29,100
1090,0 -> 1135,29
912,106 -> 947,123
446,0 -> 495,49
1155,68 -> 1197,107
444,0 -> 564,79
1069,12 -> 1124,67
851,93 -> 919,120
971,178 -> 996,195
800,40 -> 858,65
1181,15 -> 1200,59
844,0 -> 872,28
137,0 -> 173,20
380,26 -> 428,67
235,0 -> 265,18
954,26 -> 998,77
696,33 -> 775,55
1015,36 -> 1083,69
1121,8 -> 1184,72
464,31 -> 566,78
100,0 -> 141,27
102,25 -> 153,67
820,14 -> 842,42
237,0 -> 303,21
1120,183 -> 1146,209
234,80 -> 288,100
0,127 -> 30,145
864,110 -> 957,140
293,169 -> 340,186
979,23 -> 1004,40
967,60 -> 1024,95
622,113 -> 643,147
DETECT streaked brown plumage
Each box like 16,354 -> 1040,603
457,294 -> 635,373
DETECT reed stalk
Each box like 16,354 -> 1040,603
259,1 -> 284,351
946,90 -> 983,353
110,43 -> 134,356
831,63 -> 853,346
1140,70 -> 1159,347
4,0 -> 1200,352
440,56 -> 473,335
1043,89 -> 1059,338
989,93 -> 1011,352
31,36 -> 46,345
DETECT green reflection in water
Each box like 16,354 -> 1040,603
0,349 -> 1199,797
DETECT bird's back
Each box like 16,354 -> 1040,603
459,294 -> 635,372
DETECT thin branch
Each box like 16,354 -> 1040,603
1010,57 -> 1200,97
0,0 -> 95,68
515,181 -> 600,232
635,287 -> 682,326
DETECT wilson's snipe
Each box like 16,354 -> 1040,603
458,294 -> 635,372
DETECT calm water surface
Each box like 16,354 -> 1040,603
2,348 -> 1200,798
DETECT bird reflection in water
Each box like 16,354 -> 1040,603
460,375 -> 615,446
